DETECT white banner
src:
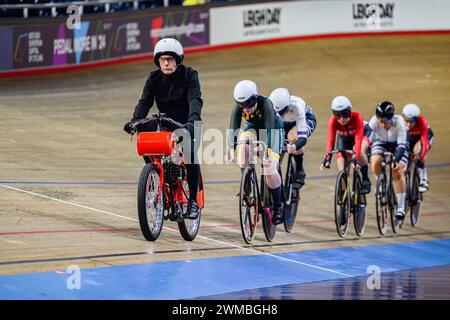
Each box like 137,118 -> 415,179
210,0 -> 450,46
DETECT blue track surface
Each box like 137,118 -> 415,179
1,238 -> 450,299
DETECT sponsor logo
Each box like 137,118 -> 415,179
352,3 -> 395,29
243,8 -> 281,28
242,7 -> 281,37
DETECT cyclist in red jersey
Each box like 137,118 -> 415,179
320,96 -> 371,194
402,104 -> 434,192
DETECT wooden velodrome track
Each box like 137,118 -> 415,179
1,34 -> 450,281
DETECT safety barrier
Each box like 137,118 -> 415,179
1,0 -> 449,78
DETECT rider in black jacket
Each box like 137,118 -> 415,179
124,38 -> 203,218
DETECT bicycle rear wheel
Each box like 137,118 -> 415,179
239,166 -> 258,243
178,179 -> 201,241
283,155 -> 300,233
410,165 -> 422,227
353,173 -> 367,236
261,176 -> 277,242
334,171 -> 350,238
137,163 -> 164,241
375,175 -> 388,235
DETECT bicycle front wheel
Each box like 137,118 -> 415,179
388,176 -> 400,234
334,171 -> 350,238
239,166 -> 258,243
137,163 -> 164,241
410,166 -> 422,227
375,175 -> 388,235
284,155 -> 300,233
353,173 -> 367,237
261,176 -> 277,242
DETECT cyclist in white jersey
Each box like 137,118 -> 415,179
369,101 -> 409,220
268,88 -> 317,189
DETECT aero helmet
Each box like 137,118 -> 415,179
269,88 -> 290,113
402,104 -> 420,122
153,38 -> 184,67
376,101 -> 395,120
233,80 -> 258,109
331,96 -> 352,112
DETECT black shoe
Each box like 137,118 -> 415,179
361,179 -> 371,194
185,200 -> 200,219
395,209 -> 406,221
292,170 -> 306,189
271,206 -> 284,225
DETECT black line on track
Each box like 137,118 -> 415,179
2,230 -> 450,267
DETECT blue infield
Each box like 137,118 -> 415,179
1,238 -> 450,299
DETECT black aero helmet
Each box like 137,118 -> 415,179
376,101 -> 395,120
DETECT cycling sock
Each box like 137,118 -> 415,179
419,167 -> 428,181
269,185 -> 282,208
361,164 -> 369,180
396,192 -> 406,211
186,164 -> 200,202
294,154 -> 304,172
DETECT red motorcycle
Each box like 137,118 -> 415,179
130,113 -> 204,241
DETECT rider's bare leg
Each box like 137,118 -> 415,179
393,162 -> 407,215
370,154 -> 383,178
236,131 -> 257,171
337,156 -> 346,172
414,141 -> 428,189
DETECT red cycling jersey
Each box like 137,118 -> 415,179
408,115 -> 430,160
326,111 -> 364,161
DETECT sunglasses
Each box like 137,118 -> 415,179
333,109 -> 351,119
403,116 -> 417,124
238,96 -> 257,109
377,117 -> 393,124
278,106 -> 289,116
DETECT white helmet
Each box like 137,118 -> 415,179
269,88 -> 290,113
233,80 -> 258,108
153,38 -> 184,67
331,96 -> 352,112
402,103 -> 420,122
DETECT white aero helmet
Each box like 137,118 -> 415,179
153,38 -> 184,67
402,103 -> 421,122
233,80 -> 258,108
331,95 -> 352,112
269,88 -> 290,113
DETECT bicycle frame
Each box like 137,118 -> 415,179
328,149 -> 367,237
236,139 -> 277,242
237,140 -> 268,216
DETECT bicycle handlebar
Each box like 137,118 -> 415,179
235,140 -> 269,157
328,149 -> 355,156
130,114 -> 184,132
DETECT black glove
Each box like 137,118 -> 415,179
295,137 -> 307,151
182,122 -> 194,137
394,147 -> 406,165
123,121 -> 134,134
322,153 -> 332,169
